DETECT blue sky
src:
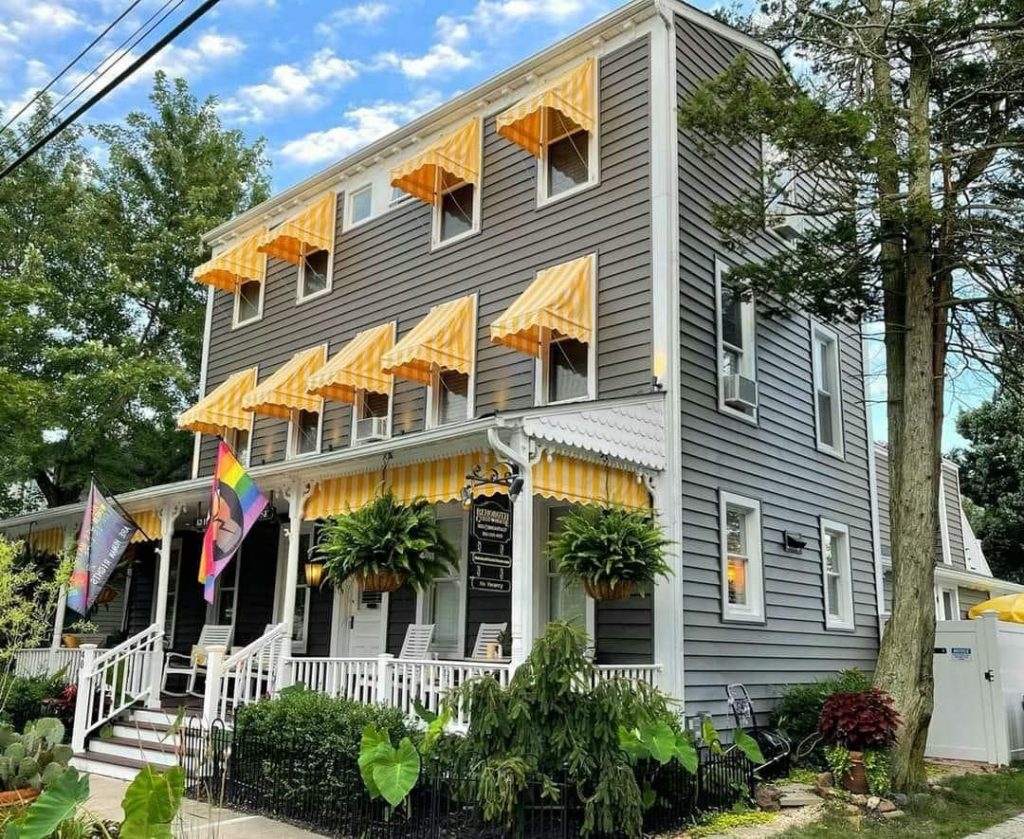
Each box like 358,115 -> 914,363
0,0 -> 992,449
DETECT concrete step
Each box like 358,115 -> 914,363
71,751 -> 146,782
110,722 -> 178,745
88,737 -> 178,767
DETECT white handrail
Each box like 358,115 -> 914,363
206,623 -> 289,723
71,624 -> 163,753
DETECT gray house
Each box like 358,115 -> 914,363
4,0 -> 881,775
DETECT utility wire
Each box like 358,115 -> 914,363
0,0 -> 147,137
9,0 -> 187,159
0,0 -> 224,180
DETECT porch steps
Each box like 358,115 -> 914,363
71,706 -> 204,782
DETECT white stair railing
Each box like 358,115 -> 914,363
71,624 -> 164,753
204,623 -> 288,723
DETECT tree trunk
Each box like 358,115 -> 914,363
873,43 -> 942,791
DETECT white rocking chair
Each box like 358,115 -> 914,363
470,622 -> 508,660
398,624 -> 435,660
162,624 -> 234,697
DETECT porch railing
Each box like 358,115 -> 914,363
594,663 -> 662,688
205,623 -> 288,722
71,624 -> 163,753
288,656 -> 380,704
9,648 -> 85,683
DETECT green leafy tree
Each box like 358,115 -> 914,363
953,395 -> 1024,584
0,74 -> 270,514
677,0 -> 1024,788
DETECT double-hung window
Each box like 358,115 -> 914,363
233,279 -> 264,327
289,409 -> 321,457
541,335 -> 591,404
227,426 -> 252,466
715,260 -> 757,421
936,586 -> 960,621
298,247 -> 332,301
349,184 -> 373,227
811,323 -> 844,456
546,507 -> 589,631
352,389 -> 391,444
433,175 -> 478,247
539,110 -> 597,204
429,369 -> 471,427
820,519 -> 854,630
430,516 -> 465,658
720,492 -> 764,623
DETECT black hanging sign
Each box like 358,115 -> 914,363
469,495 -> 513,593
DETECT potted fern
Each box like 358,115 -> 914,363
548,505 -> 671,601
316,492 -> 458,593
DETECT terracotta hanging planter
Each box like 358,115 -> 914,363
842,751 -> 869,794
583,579 -> 636,601
359,570 -> 408,593
0,789 -> 40,809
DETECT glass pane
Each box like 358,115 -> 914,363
390,185 -> 409,205
721,285 -> 743,349
550,577 -> 586,630
547,130 -> 590,196
351,187 -> 372,223
548,338 -> 589,402
827,574 -> 841,617
302,249 -> 330,296
438,370 -> 469,425
726,508 -> 746,555
722,348 -> 741,377
440,183 -> 474,241
295,410 -> 319,454
432,582 -> 460,648
437,517 -> 464,560
237,280 -> 261,322
727,557 -> 747,605
942,591 -> 954,621
817,391 -> 834,446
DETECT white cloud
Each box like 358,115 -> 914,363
316,2 -> 390,36
279,93 -> 441,165
0,1 -> 81,43
435,15 -> 471,45
471,0 -> 590,25
375,44 -> 475,79
224,49 -> 359,122
148,31 -> 246,78
23,60 -> 51,87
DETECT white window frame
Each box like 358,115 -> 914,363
422,507 -> 468,659
536,111 -> 600,208
936,585 -> 960,621
389,185 -> 413,207
287,401 -> 324,459
226,424 -> 253,467
350,387 -> 394,445
820,518 -> 855,631
431,176 -> 481,250
347,183 -> 374,229
719,491 -> 765,623
426,295 -> 477,429
714,257 -> 758,424
297,246 -> 334,304
810,321 -> 845,457
534,254 -> 597,407
542,504 -> 595,637
232,278 -> 265,329
207,546 -> 242,630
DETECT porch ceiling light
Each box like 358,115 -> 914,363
304,556 -> 325,588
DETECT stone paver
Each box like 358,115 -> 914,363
963,814 -> 1024,839
87,774 -> 326,838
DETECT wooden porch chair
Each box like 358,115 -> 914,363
398,624 -> 435,660
162,624 -> 234,697
470,622 -> 508,660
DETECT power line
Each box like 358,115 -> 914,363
0,0 -> 147,137
0,0 -> 225,181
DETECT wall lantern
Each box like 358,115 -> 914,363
304,556 -> 325,588
783,531 -> 807,554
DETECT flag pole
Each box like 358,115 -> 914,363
92,472 -> 148,540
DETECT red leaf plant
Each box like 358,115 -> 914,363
819,687 -> 901,752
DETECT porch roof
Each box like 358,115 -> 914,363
0,394 -> 665,535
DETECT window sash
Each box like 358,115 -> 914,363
720,494 -> 763,622
235,280 -> 262,324
820,521 -> 853,629
438,182 -> 475,242
350,186 -> 373,225
812,327 -> 843,454
546,130 -> 590,197
547,337 -> 589,403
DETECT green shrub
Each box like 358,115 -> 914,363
0,675 -> 69,736
233,687 -> 417,805
772,669 -> 871,767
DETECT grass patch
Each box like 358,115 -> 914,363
784,768 -> 820,785
778,767 -> 1024,838
690,810 -> 777,837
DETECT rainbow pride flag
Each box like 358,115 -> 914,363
199,440 -> 268,604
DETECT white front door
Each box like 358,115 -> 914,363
343,581 -> 386,656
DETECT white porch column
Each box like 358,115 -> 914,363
147,503 -> 178,708
277,482 -> 307,689
50,524 -> 76,659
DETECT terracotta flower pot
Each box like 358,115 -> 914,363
842,750 -> 868,795
359,570 -> 408,593
0,788 -> 40,809
62,634 -> 80,649
583,579 -> 636,601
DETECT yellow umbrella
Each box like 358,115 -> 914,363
968,592 -> 1024,622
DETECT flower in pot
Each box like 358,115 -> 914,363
0,718 -> 73,808
316,492 -> 458,593
819,687 -> 900,795
62,619 -> 101,649
547,505 -> 671,601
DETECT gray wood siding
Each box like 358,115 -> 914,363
676,17 -> 879,723
943,463 -> 966,570
198,37 -> 654,475
957,586 -> 990,619
875,449 -> 891,560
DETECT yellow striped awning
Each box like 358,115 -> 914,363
193,229 -> 268,292
490,254 -> 594,356
129,509 -> 162,543
496,59 -> 596,157
390,118 -> 481,204
306,451 -> 647,519
243,346 -> 327,420
381,295 -> 476,385
258,193 -> 337,266
26,528 -> 66,555
307,323 -> 395,403
177,368 -> 258,435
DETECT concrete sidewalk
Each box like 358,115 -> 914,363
963,814 -> 1024,838
87,774 -> 324,838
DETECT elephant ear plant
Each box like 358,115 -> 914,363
317,492 -> 458,593
548,505 -> 671,601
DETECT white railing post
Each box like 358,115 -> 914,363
202,645 -> 226,726
275,630 -> 292,693
374,653 -> 394,705
148,504 -> 178,708
49,587 -> 67,672
71,645 -> 97,754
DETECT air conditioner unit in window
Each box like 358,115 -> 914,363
354,416 -> 389,443
766,179 -> 808,241
723,374 -> 758,411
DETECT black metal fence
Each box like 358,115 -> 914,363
179,720 -> 755,838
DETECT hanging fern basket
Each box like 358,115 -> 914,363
583,579 -> 636,601
359,569 -> 408,593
